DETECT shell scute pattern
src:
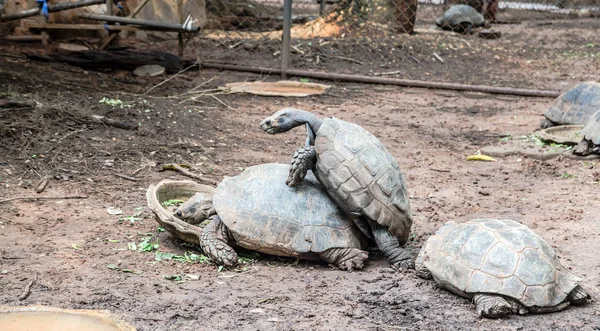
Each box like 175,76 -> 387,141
314,118 -> 412,240
581,110 -> 600,144
421,219 -> 583,307
213,164 -> 365,254
545,82 -> 600,125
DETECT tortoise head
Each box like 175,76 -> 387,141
175,193 -> 215,223
260,108 -> 302,134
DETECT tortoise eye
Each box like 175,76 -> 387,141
188,206 -> 196,214
277,117 -> 285,124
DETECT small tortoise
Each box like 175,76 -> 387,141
573,109 -> 600,156
148,164 -> 369,271
416,219 -> 591,318
260,108 -> 413,270
541,81 -> 600,129
436,5 -> 488,34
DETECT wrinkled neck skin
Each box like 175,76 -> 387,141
289,108 -> 323,135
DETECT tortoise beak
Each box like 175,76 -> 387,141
260,116 -> 279,134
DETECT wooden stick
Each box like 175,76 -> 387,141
18,273 -> 37,301
35,178 -> 49,193
100,0 -> 152,50
161,164 -> 218,185
200,63 -> 562,98
0,195 -> 88,204
91,115 -> 138,130
114,173 -> 139,181
0,99 -> 36,108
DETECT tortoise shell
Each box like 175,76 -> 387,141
580,109 -> 600,145
544,82 -> 600,126
212,163 -> 367,257
420,219 -> 582,307
313,117 -> 412,243
436,5 -> 485,30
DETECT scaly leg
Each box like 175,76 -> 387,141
573,139 -> 591,156
414,247 -> 433,279
198,215 -> 238,268
566,285 -> 591,305
473,294 -> 513,318
286,146 -> 317,187
369,221 -> 414,270
319,247 -> 369,271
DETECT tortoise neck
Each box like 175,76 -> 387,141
290,108 -> 323,134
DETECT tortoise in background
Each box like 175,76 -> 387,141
260,108 -> 414,270
436,5 -> 488,34
416,219 -> 591,318
541,81 -> 600,129
147,164 -> 369,271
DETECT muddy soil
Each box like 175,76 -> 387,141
0,40 -> 599,331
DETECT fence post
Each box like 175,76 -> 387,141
281,0 -> 292,79
178,0 -> 184,56
392,0 -> 417,34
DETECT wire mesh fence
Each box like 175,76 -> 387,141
189,0 -> 599,89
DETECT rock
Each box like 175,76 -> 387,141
134,64 -> 166,77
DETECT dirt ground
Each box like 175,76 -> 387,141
1,33 -> 600,331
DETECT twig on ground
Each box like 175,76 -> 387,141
211,95 -> 237,111
430,168 -> 451,172
18,272 -> 38,301
372,71 -> 401,76
144,61 -> 198,95
91,115 -> 138,130
114,173 -> 139,182
0,99 -> 37,109
433,52 -> 445,63
0,195 -> 88,204
315,53 -> 364,65
35,178 -> 49,193
161,163 -> 218,185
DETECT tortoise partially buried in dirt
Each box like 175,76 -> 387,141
146,164 -> 369,271
260,108 -> 414,270
573,109 -> 600,156
436,5 -> 488,34
415,219 -> 591,318
540,81 -> 600,129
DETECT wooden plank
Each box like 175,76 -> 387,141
25,23 -> 142,31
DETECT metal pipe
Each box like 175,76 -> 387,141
200,62 -> 561,98
281,0 -> 293,79
78,13 -> 200,32
1,0 -> 105,22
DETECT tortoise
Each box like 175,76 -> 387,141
415,219 -> 591,318
260,108 -> 414,270
147,163 -> 369,271
573,109 -> 600,156
436,5 -> 488,34
541,81 -> 600,129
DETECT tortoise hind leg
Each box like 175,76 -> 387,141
369,221 -> 414,270
199,215 -> 238,268
573,139 -> 591,156
286,146 -> 317,187
473,294 -> 513,318
566,285 -> 591,305
414,247 -> 433,279
319,248 -> 369,271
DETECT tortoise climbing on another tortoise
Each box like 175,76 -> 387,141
573,109 -> 600,156
260,108 -> 413,270
541,81 -> 600,129
415,219 -> 591,318
147,164 -> 369,271
436,5 -> 488,34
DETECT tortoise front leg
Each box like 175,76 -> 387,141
573,139 -> 591,156
319,247 -> 369,271
199,215 -> 238,268
286,146 -> 317,187
369,221 -> 414,270
473,294 -> 514,318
